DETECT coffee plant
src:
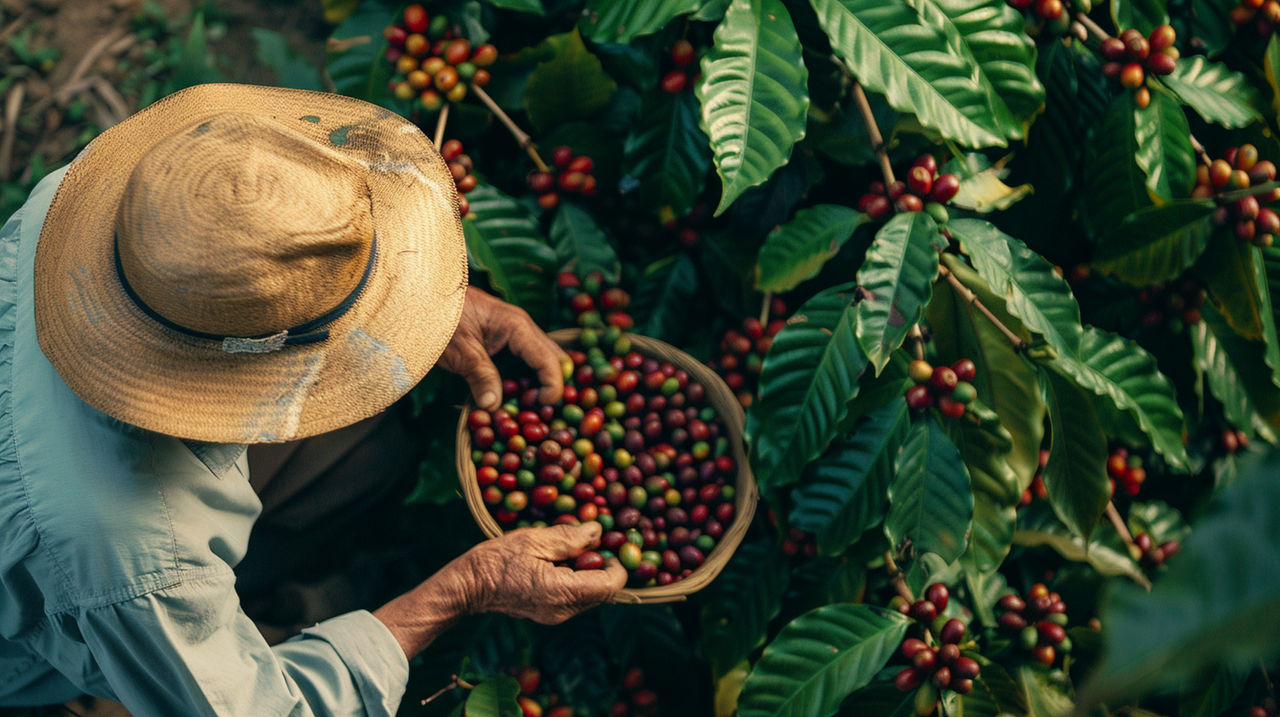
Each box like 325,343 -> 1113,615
316,0 -> 1280,714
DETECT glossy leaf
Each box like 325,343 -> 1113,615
463,676 -> 521,717
485,0 -> 544,14
789,400 -> 910,555
1013,516 -> 1151,588
1018,666 -> 1076,717
621,90 -> 712,218
696,0 -> 809,213
631,254 -> 700,341
1081,95 -> 1153,237
1038,369 -> 1110,541
755,204 -> 867,293
856,212 -> 943,374
887,417 -> 975,562
946,402 -> 1019,573
956,660 -> 1028,717
1191,321 -> 1280,439
747,284 -> 868,492
1201,303 -> 1280,430
524,30 -> 618,132
1079,452 -> 1280,708
949,166 -> 1033,213
549,202 -> 620,281
1092,200 -> 1216,285
1179,663 -> 1249,717
1133,90 -> 1196,201
580,0 -> 700,42
1111,0 -> 1170,35
700,540 -> 789,678
1267,35 -> 1280,117
464,183 -> 557,324
1159,56 -> 1265,129
737,604 -> 911,717
1199,237 -> 1275,341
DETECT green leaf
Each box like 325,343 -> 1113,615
1191,321 -> 1280,439
755,204 -> 867,293
631,254 -> 700,341
945,403 -> 1019,573
1013,519 -> 1151,588
463,183 -> 557,324
549,202 -> 620,281
621,90 -> 712,217
1133,90 -> 1195,201
1159,56 -> 1265,129
250,28 -> 323,91
737,604 -> 911,717
463,676 -> 521,717
524,30 -> 619,132
700,540 -> 789,678
1199,237 -> 1274,341
580,0 -> 700,42
855,212 -> 942,374
1179,663 -> 1249,717
747,284 -> 868,492
1110,0 -> 1169,35
956,660 -> 1028,717
949,166 -> 1033,213
1038,369 -> 1110,541
1092,200 -> 1216,285
485,0 -> 544,14
887,417 -> 975,562
1201,302 -> 1280,430
1081,95 -> 1153,236
950,219 -> 1083,357
696,0 -> 809,213
810,0 -> 1041,147
1266,35 -> 1280,117
840,683 -> 917,716
325,3 -> 393,103
1079,451 -> 1280,709
1127,499 -> 1191,546
789,400 -> 911,555
1017,666 -> 1075,717
1044,327 -> 1190,471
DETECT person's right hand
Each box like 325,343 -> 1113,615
451,522 -> 627,624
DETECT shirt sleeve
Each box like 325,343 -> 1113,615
73,567 -> 409,717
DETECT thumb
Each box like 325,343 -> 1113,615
460,349 -> 503,411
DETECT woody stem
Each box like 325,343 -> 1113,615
470,84 -> 550,173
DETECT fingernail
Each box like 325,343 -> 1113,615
479,391 -> 496,408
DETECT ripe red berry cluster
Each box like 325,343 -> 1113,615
468,327 -> 739,588
439,139 -> 477,216
708,299 -> 788,409
384,5 -> 495,110
1132,531 -> 1181,568
1221,427 -> 1251,454
781,527 -> 818,558
1100,26 -> 1178,109
1137,278 -> 1206,331
1232,0 -> 1280,34
558,271 -> 635,331
608,667 -> 659,717
996,584 -> 1071,666
1018,449 -> 1050,507
890,584 -> 982,713
659,202 -> 710,249
528,147 -> 597,210
1192,145 -> 1280,248
660,39 -> 699,93
905,359 -> 977,418
1106,447 -> 1146,497
856,155 -> 960,221
510,666 -> 574,717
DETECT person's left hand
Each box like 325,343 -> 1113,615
437,287 -> 566,411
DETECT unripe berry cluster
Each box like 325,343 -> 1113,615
708,299 -> 788,409
660,39 -> 699,94
439,139 -> 476,216
528,147 -> 598,210
996,584 -> 1071,666
1192,145 -> 1280,247
558,271 -> 634,331
1107,446 -> 1146,497
1221,427 -> 1251,454
609,667 -> 660,717
1137,278 -> 1206,331
1231,0 -> 1280,34
1018,449 -> 1050,507
905,359 -> 977,418
510,665 -> 574,717
1101,26 -> 1178,108
856,155 -> 960,221
1132,531 -> 1180,568
384,5 -> 495,109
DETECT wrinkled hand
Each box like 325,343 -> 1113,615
452,523 -> 628,624
438,287 -> 566,411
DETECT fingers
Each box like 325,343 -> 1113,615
460,346 -> 503,411
505,318 -> 567,405
565,557 -> 629,608
530,522 -> 602,561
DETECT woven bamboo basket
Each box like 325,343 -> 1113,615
456,329 -> 757,604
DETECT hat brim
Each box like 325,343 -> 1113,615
34,84 -> 468,443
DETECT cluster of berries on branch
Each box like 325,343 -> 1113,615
558,271 -> 634,331
510,666 -> 574,717
1006,0 -> 1070,36
1220,427 -> 1251,455
1100,25 -> 1179,108
439,139 -> 476,216
905,359 -> 977,418
529,147 -> 598,210
1132,531 -> 1180,568
385,5 -> 495,110
1019,449 -> 1050,507
660,39 -> 699,93
890,584 -> 982,714
1137,279 -> 1206,331
707,298 -> 788,409
608,667 -> 660,717
856,155 -> 960,221
1231,0 -> 1280,34
996,584 -> 1072,666
1192,144 -> 1280,248
1107,446 -> 1146,497
780,527 -> 818,558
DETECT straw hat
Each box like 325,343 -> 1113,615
34,84 -> 468,444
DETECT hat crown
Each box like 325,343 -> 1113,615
115,113 -> 375,337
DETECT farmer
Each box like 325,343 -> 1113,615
0,84 -> 626,715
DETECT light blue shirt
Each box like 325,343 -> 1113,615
0,166 -> 409,714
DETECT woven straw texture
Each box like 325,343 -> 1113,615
457,329 -> 757,604
34,84 -> 468,444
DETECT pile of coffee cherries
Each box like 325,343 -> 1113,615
467,326 -> 739,588
856,155 -> 960,221
528,147 -> 598,210
439,139 -> 476,216
708,299 -> 788,409
384,5 -> 495,109
1100,25 -> 1178,108
905,358 -> 977,418
995,584 -> 1071,666
558,271 -> 634,331
1107,446 -> 1145,497
1191,144 -> 1280,248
